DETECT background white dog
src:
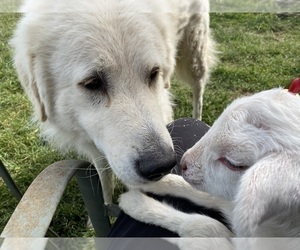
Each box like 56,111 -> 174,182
120,88 -> 300,241
11,0 -> 216,204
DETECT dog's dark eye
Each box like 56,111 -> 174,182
79,72 -> 108,93
219,157 -> 248,171
80,77 -> 102,90
149,67 -> 160,84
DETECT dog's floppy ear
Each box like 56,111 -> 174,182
232,153 -> 300,237
13,49 -> 47,122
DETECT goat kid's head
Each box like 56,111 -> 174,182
182,88 -> 300,236
181,88 -> 300,236
182,88 -> 300,199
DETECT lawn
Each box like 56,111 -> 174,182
0,13 -> 300,237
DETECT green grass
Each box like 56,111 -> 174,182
209,0 -> 300,12
210,0 -> 279,12
0,0 -> 21,12
1,13 -> 300,237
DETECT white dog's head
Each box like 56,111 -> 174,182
12,1 -> 179,186
182,88 -> 300,236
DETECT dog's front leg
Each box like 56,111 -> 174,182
137,174 -> 232,218
119,190 -> 233,237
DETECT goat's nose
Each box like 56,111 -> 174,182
137,150 -> 177,181
181,162 -> 188,171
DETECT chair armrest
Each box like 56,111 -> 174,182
1,160 -> 91,237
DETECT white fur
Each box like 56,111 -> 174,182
120,88 -> 300,243
119,175 -> 233,237
11,0 -> 216,203
182,88 -> 300,237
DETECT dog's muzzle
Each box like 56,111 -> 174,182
136,148 -> 177,181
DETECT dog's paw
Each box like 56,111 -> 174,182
179,215 -> 233,237
119,189 -> 178,228
138,174 -> 188,194
119,190 -> 145,216
119,190 -> 163,224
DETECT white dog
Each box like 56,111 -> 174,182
120,88 -> 300,241
11,0 -> 216,203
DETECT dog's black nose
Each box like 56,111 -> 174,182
136,150 -> 177,181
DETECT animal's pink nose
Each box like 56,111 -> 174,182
181,162 -> 188,171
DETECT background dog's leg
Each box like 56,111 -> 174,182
191,84 -> 205,120
175,13 -> 216,120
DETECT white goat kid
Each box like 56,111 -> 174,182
120,88 -> 300,239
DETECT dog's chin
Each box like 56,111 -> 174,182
126,176 -> 164,189
114,172 -> 148,188
113,167 -> 160,188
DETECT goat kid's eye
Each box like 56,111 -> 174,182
219,157 -> 248,171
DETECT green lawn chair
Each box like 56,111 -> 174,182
0,160 -> 119,238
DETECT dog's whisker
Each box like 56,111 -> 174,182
171,137 -> 184,143
173,145 -> 185,156
93,156 -> 107,164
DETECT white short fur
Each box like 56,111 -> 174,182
120,88 -> 300,243
11,0 -> 216,203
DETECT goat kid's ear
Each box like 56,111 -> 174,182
232,153 -> 300,237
